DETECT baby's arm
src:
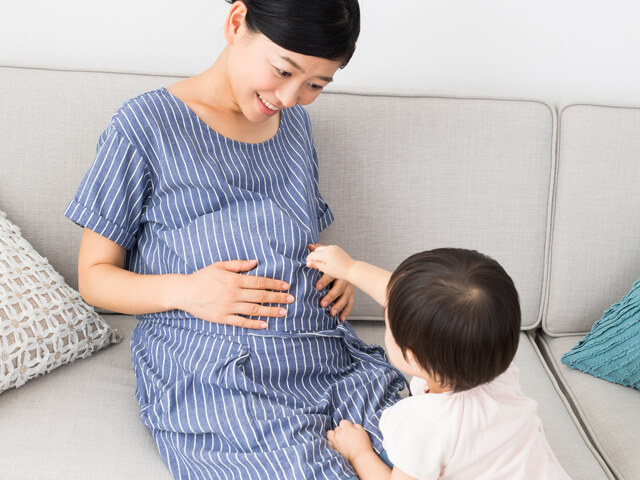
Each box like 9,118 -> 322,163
327,420 -> 418,480
306,245 -> 391,306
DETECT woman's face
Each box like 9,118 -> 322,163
227,26 -> 343,123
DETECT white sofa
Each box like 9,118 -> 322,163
1,65 -> 639,479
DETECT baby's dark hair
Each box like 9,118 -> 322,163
225,0 -> 360,67
386,248 -> 521,392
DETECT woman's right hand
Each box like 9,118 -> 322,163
176,259 -> 294,329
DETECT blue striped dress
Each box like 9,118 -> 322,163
65,88 -> 405,479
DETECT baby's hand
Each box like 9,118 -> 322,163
326,419 -> 374,464
306,245 -> 354,281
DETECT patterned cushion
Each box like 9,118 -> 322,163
562,276 -> 640,390
0,210 -> 121,393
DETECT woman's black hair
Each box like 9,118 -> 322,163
386,248 -> 521,392
225,0 -> 360,67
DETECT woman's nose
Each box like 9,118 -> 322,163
276,85 -> 300,108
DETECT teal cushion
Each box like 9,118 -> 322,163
561,276 -> 640,390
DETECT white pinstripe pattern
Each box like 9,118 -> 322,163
65,89 -> 405,479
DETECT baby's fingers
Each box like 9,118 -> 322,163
326,429 -> 336,449
306,252 -> 326,270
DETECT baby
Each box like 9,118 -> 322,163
306,246 -> 571,479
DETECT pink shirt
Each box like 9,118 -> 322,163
379,364 -> 571,480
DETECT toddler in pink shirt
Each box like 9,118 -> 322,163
306,247 -> 570,480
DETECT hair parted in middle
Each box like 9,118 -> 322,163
386,248 -> 521,392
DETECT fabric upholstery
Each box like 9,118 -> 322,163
310,93 -> 555,329
539,333 -> 640,480
0,314 -> 173,480
544,104 -> 640,335
0,67 -> 180,292
0,67 -> 555,330
0,316 -> 611,479
0,65 -> 626,480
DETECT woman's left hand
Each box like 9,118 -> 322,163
308,243 -> 355,321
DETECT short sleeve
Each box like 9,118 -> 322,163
379,398 -> 449,480
64,124 -> 150,249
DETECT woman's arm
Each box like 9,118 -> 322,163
78,228 -> 294,329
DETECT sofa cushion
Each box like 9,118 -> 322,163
538,333 -> 640,480
310,92 -> 556,329
357,325 -> 612,479
562,275 -> 640,390
544,104 -> 640,336
0,315 -> 612,480
0,210 -> 121,393
0,66 -> 180,293
0,67 -> 556,331
0,314 -> 173,480
514,334 -> 611,479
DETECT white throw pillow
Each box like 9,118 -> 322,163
0,210 -> 121,393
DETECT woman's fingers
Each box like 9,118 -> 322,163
235,287 -> 294,306
234,302 -> 288,319
236,270 -> 290,292
223,315 -> 269,330
339,293 -> 355,322
320,277 -> 347,307
316,273 -> 334,296
215,258 -> 259,273
328,283 -> 352,316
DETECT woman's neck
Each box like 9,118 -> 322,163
167,51 -> 281,144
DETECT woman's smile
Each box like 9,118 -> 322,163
257,92 -> 281,116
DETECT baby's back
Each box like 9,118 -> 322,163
379,364 -> 571,479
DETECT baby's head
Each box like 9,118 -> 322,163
386,248 -> 521,392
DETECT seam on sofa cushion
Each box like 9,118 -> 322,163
534,333 -> 620,479
540,106 -> 591,338
537,104 -> 559,334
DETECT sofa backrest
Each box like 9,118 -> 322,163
309,93 -> 556,328
543,104 -> 640,336
0,67 -> 177,296
0,66 -> 556,330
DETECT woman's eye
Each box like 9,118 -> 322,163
308,83 -> 324,91
275,68 -> 291,78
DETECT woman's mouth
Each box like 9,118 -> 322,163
258,93 -> 280,112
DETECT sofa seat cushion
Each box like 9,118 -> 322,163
0,316 -> 612,480
0,314 -> 172,480
538,333 -> 640,480
314,322 -> 612,479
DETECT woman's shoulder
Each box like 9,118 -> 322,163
289,104 -> 312,125
109,88 -> 171,130
103,88 -> 187,153
282,105 -> 314,144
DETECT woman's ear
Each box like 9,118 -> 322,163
224,1 -> 248,45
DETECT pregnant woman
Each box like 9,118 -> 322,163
65,1 -> 404,478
